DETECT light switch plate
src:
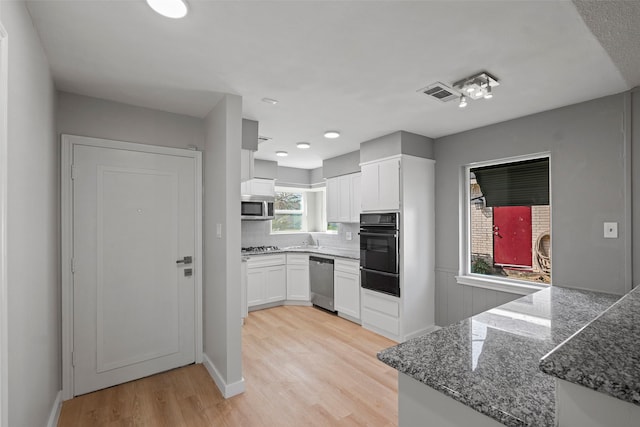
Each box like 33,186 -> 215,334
604,222 -> 618,239
216,223 -> 222,238
346,231 -> 352,241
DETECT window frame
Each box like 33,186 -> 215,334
270,186 -> 336,234
456,152 -> 552,295
271,188 -> 308,234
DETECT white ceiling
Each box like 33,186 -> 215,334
26,0 -> 634,169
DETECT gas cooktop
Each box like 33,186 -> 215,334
241,246 -> 281,253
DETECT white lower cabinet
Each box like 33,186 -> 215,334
286,254 -> 310,301
247,254 -> 286,308
361,289 -> 400,340
334,259 -> 360,320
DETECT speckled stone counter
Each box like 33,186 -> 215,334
242,246 -> 360,260
377,287 -> 619,427
540,286 -> 640,406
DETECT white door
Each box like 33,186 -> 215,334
72,143 -> 197,396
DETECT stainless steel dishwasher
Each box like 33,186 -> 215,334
309,256 -> 335,312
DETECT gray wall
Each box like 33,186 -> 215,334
434,93 -> 630,326
323,150 -> 360,178
632,89 -> 640,286
310,167 -> 324,185
3,2 -> 60,425
277,166 -> 311,187
360,131 -> 434,164
203,95 -> 243,392
57,92 -> 205,149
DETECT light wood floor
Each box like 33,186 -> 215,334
57,306 -> 399,426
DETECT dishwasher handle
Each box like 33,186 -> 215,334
309,256 -> 334,265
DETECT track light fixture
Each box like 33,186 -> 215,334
453,71 -> 499,107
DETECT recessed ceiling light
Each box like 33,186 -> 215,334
296,142 -> 311,149
146,0 -> 188,19
276,151 -> 288,157
324,131 -> 340,139
261,98 -> 279,105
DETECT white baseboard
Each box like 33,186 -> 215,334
202,354 -> 245,398
46,390 -> 62,427
283,300 -> 312,307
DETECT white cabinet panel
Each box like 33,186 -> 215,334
249,178 -> 275,197
335,259 -> 360,320
326,172 -> 361,223
287,253 -> 309,301
326,177 -> 340,222
338,175 -> 351,222
378,159 -> 400,210
247,268 -> 266,307
360,163 -> 378,212
335,270 -> 360,319
287,264 -> 310,301
247,255 -> 286,307
350,173 -> 362,222
265,265 -> 286,303
241,178 -> 275,197
361,158 -> 400,212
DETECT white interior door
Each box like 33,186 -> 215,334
72,143 -> 197,396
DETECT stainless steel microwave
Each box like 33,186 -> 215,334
241,195 -> 275,220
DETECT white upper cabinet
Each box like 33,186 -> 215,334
326,177 -> 340,222
361,158 -> 400,212
241,178 -> 275,197
351,173 -> 361,223
326,172 -> 361,223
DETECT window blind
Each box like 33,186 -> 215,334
472,158 -> 549,207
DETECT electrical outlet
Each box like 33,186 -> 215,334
604,222 -> 618,239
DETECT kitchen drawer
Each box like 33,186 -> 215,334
363,291 -> 399,317
362,307 -> 399,336
286,253 -> 309,265
246,254 -> 286,269
334,258 -> 359,275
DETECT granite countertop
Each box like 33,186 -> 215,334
242,246 -> 359,260
377,287 -> 619,427
540,286 -> 640,406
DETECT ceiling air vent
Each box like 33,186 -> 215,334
418,82 -> 459,102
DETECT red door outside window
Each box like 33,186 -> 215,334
493,206 -> 532,268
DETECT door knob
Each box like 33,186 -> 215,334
176,256 -> 193,265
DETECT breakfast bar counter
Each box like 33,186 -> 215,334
377,286 -> 619,426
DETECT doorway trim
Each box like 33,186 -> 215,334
0,21 -> 9,427
61,134 -> 203,400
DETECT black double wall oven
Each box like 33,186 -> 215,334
359,212 -> 400,297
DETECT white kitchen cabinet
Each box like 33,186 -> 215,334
326,178 -> 340,222
247,254 -> 286,308
326,172 -> 361,223
361,158 -> 400,212
286,254 -> 310,301
334,258 -> 360,321
265,265 -> 286,303
241,149 -> 254,182
241,178 -> 275,197
350,173 -> 361,223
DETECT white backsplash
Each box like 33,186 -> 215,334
241,221 -> 359,251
